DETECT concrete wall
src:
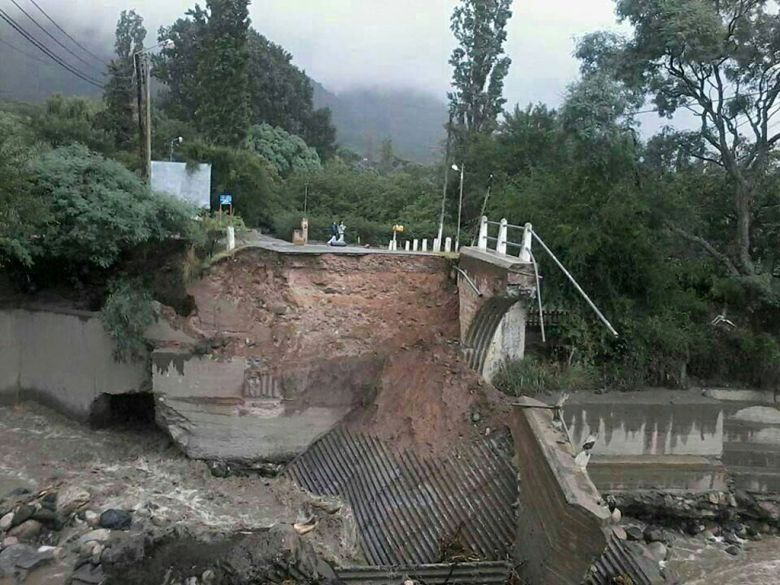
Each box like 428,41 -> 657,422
457,248 -> 535,381
151,349 -> 382,463
0,307 -> 148,420
482,301 -> 527,382
510,398 -> 611,585
565,390 -> 780,494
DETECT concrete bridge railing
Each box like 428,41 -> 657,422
477,216 -> 534,261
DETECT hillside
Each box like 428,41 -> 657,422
313,84 -> 447,164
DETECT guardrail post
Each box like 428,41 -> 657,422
413,239 -> 419,252
444,237 -> 452,253
405,240 -> 410,251
388,240 -> 393,251
478,216 -> 488,251
226,226 -> 236,251
422,239 -> 428,252
497,219 -> 508,255
519,222 -> 533,262
433,238 -> 441,253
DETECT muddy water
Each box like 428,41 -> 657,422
668,536 -> 780,585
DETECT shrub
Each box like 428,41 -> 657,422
492,356 -> 598,397
28,144 -> 197,270
99,279 -> 157,362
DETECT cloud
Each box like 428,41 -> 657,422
34,0 -> 628,107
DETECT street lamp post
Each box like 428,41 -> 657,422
169,136 -> 183,161
452,163 -> 465,251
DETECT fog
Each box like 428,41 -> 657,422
26,0 -> 627,108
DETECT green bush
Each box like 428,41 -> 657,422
99,279 -> 157,362
28,144 -> 197,270
492,356 -> 598,397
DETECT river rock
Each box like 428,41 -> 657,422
625,525 -> 644,541
725,544 -> 741,556
7,520 -> 42,541
647,541 -> 668,562
99,509 -> 132,530
11,504 -> 34,527
643,526 -> 669,544
0,512 -> 13,531
723,532 -> 741,545
2,537 -> 19,548
31,507 -> 59,526
0,543 -> 54,576
57,486 -> 91,517
757,501 -> 779,521
70,562 -> 105,585
84,510 -> 100,527
78,529 -> 112,546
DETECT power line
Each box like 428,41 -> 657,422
0,34 -> 56,67
26,0 -> 106,65
0,8 -> 103,88
8,0 -> 104,75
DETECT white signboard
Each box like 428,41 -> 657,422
151,161 -> 212,208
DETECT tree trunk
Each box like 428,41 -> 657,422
735,183 -> 755,275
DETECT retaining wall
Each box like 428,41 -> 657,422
510,398 -> 611,585
0,306 -> 148,420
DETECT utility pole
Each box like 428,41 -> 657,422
437,112 -> 453,250
134,53 -> 144,174
144,54 -> 152,181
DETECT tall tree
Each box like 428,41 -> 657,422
448,0 -> 514,137
196,0 -> 251,146
155,5 -> 208,124
579,0 -> 780,277
101,10 -> 146,150
245,30 -> 336,157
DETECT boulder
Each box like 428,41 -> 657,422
70,562 -> 105,585
0,512 -> 13,531
625,525 -> 644,541
77,529 -> 112,546
725,544 -> 741,556
99,509 -> 132,530
57,486 -> 90,518
0,543 -> 54,576
647,542 -> 668,563
757,501 -> 779,522
11,504 -> 34,528
643,526 -> 669,544
7,520 -> 43,542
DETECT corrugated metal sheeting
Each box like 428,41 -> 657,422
286,428 -> 518,566
335,561 -> 513,584
585,536 -> 661,585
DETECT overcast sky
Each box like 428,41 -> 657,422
37,0 -> 628,108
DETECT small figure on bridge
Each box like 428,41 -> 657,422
328,220 -> 347,247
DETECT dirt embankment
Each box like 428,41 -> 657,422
161,248 -> 512,458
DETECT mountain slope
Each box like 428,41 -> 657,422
314,84 -> 447,164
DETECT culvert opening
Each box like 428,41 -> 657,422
90,392 -> 156,428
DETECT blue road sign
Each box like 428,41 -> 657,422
219,194 -> 233,206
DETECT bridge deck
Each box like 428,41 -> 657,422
246,234 -> 443,257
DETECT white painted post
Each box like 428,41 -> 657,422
434,238 -> 441,252
422,239 -> 428,252
478,216 -> 488,251
519,222 -> 533,262
405,240 -> 410,251
392,239 -> 398,251
444,237 -> 452,253
497,219 -> 508,255
413,239 -> 419,252
388,241 -> 393,250
227,226 -> 236,251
